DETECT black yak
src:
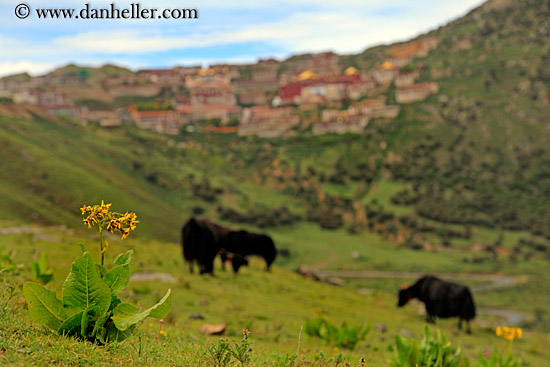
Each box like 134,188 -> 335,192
181,217 -> 232,274
397,275 -> 476,333
224,230 -> 277,271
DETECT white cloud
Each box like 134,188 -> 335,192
0,61 -> 59,77
0,0 -> 486,75
50,1 -> 482,57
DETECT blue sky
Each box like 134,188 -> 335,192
0,0 -> 485,77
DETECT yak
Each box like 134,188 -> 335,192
181,218 -> 273,275
397,275 -> 476,333
223,230 -> 277,271
181,217 -> 232,274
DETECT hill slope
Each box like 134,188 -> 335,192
0,227 -> 548,366
340,0 -> 550,238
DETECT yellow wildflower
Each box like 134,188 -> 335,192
160,330 -> 167,336
496,326 -> 522,341
80,201 -> 138,240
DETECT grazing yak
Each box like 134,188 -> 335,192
181,218 -> 276,274
181,217 -> 232,274
224,230 -> 277,271
397,275 -> 476,333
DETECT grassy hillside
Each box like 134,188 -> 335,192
1,0 -> 549,365
0,110 -> 308,241
0,226 -> 548,366
343,0 -> 550,238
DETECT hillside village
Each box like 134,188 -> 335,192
0,36 -> 440,137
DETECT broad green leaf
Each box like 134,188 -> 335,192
81,305 -> 100,339
58,305 -> 100,340
111,303 -> 140,331
106,323 -> 136,343
31,262 -> 40,279
112,289 -> 171,330
395,335 -> 408,360
109,295 -> 122,312
114,250 -> 133,266
95,327 -> 107,344
30,254 -> 54,284
38,253 -> 51,274
23,282 -> 67,331
147,288 -> 172,318
62,252 -> 111,315
105,263 -> 130,297
96,264 -> 107,278
95,327 -> 108,345
91,313 -> 110,339
59,310 -> 84,337
78,243 -> 87,253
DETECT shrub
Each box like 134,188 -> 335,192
31,253 -> 53,285
23,202 -> 172,345
392,326 -> 465,367
304,317 -> 369,350
473,349 -> 521,367
207,330 -> 253,367
24,248 -> 171,344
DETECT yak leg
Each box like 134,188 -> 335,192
425,305 -> 436,324
220,251 -> 227,271
186,260 -> 194,274
458,319 -> 463,330
466,321 -> 472,334
204,258 -> 216,275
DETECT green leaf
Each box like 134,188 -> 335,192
105,263 -> 130,297
31,262 -> 40,279
59,305 -> 100,340
112,289 -> 171,331
23,282 -> 67,331
91,313 -> 109,339
144,288 -> 172,318
96,264 -> 107,278
78,243 -> 87,253
114,250 -> 134,266
31,254 -> 54,284
62,252 -> 111,315
37,253 -> 51,274
59,310 -> 84,337
106,324 -> 136,343
109,295 -> 122,312
95,327 -> 108,345
81,305 -> 100,339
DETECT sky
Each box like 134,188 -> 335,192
0,0 -> 485,77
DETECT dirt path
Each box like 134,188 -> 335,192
0,225 -> 67,235
316,270 -> 525,293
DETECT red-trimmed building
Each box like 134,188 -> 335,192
129,105 -> 185,134
396,82 -> 439,103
